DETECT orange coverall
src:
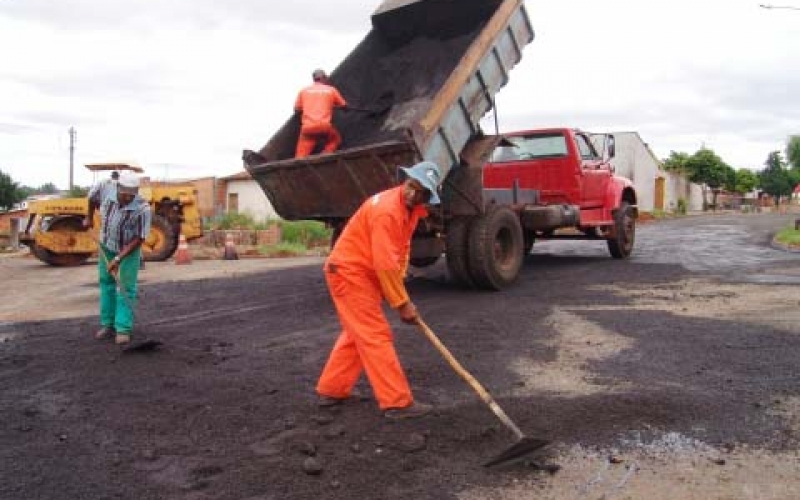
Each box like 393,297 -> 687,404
294,82 -> 347,158
317,185 -> 428,410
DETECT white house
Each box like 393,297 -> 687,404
592,131 -> 703,213
220,171 -> 278,220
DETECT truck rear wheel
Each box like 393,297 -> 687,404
445,216 -> 476,288
142,215 -> 177,261
607,201 -> 635,258
468,206 -> 524,290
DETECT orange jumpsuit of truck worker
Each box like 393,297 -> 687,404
294,82 -> 347,158
317,185 -> 427,410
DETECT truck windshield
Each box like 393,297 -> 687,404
490,134 -> 568,162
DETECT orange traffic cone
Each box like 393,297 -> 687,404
175,233 -> 192,265
223,232 -> 239,260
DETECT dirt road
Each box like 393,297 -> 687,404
1,213 -> 799,499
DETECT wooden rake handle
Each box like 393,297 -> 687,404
415,317 -> 525,440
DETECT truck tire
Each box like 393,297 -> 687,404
468,206 -> 524,290
32,216 -> 92,267
607,201 -> 635,258
445,216 -> 476,288
142,215 -> 177,262
410,256 -> 440,267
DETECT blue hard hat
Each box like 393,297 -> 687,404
399,161 -> 442,204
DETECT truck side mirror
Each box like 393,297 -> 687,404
607,135 -> 616,159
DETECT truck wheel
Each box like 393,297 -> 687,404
32,216 -> 92,267
607,201 -> 635,258
468,206 -> 524,290
410,256 -> 440,267
445,216 -> 476,288
142,215 -> 177,261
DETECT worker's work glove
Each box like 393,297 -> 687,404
397,301 -> 418,325
82,218 -> 93,229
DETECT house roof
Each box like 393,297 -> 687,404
221,171 -> 253,181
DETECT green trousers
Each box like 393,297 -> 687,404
98,245 -> 141,335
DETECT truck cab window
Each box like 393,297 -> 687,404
576,135 -> 599,161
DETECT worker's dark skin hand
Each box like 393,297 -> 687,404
397,301 -> 418,324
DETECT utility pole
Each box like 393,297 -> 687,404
68,127 -> 76,190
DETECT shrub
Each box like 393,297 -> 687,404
212,211 -> 268,230
675,198 -> 688,216
278,220 -> 331,248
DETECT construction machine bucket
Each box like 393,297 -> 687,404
372,0 -> 504,46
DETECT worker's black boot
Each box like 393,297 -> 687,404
384,401 -> 433,420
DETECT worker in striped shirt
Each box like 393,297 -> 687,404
94,172 -> 152,345
84,170 -> 118,229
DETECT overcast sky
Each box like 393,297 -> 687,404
1,0 -> 798,188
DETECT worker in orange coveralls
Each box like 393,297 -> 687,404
316,161 -> 443,419
294,69 -> 347,158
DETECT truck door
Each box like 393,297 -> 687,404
576,133 -> 610,208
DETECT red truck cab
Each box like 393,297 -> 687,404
484,127 -> 636,228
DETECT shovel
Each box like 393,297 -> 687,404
415,317 -> 549,467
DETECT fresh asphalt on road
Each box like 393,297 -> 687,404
1,212 -> 798,500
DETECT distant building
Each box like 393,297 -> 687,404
219,171 -> 278,220
592,131 -> 703,213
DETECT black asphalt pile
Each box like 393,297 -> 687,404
334,30 -> 479,149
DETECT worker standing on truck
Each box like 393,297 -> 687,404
93,172 -> 151,346
294,69 -> 347,158
316,161 -> 442,419
84,170 -> 119,229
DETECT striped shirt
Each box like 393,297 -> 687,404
99,195 -> 152,253
88,179 -> 118,206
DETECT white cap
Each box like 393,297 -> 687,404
118,172 -> 140,194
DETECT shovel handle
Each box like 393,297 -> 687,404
416,317 -> 525,440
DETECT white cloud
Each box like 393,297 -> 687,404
1,0 -> 799,187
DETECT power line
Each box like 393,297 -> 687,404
759,4 -> 800,10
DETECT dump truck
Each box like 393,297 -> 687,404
20,163 -> 203,266
243,0 -> 637,290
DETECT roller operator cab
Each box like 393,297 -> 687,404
440,128 -> 638,290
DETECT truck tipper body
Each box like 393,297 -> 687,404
243,0 -> 534,221
244,0 -> 638,290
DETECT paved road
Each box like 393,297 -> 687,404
1,212 -> 798,500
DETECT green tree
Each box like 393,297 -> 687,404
733,168 -> 759,194
759,151 -> 792,205
787,135 -> 800,170
684,148 -> 730,209
67,185 -> 89,197
0,170 -> 25,211
36,182 -> 59,194
661,151 -> 690,172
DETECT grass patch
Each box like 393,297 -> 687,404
278,220 -> 331,248
775,226 -> 800,246
258,242 -> 308,257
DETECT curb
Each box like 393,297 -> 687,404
770,238 -> 800,254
